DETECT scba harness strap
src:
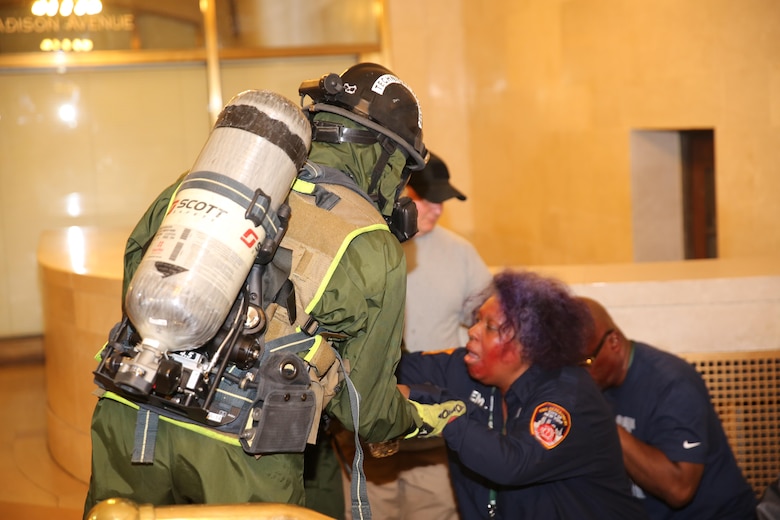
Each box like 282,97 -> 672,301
115,328 -> 358,468
94,321 -> 325,461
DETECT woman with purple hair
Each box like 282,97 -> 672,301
396,270 -> 647,519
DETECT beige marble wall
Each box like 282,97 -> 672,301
0,57 -> 353,338
1,66 -> 210,338
385,0 -> 780,266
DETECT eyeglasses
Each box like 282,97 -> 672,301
581,329 -> 614,367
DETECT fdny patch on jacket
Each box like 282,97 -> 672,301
530,402 -> 571,449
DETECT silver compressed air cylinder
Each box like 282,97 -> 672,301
123,90 -> 311,359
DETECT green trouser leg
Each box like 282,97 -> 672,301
84,398 -> 305,518
304,431 -> 346,520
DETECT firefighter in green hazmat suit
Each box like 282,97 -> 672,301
84,63 -> 466,520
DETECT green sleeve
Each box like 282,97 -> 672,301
122,173 -> 187,305
312,230 -> 419,442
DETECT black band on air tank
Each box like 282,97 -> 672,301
215,104 -> 309,169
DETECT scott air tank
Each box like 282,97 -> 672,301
124,90 -> 311,358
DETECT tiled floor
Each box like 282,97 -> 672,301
0,337 -> 88,520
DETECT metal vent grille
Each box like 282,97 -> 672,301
681,350 -> 780,498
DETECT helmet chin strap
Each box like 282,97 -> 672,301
366,135 -> 398,212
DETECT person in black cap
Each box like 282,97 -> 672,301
403,152 -> 492,353
407,151 -> 467,203
341,153 -> 492,520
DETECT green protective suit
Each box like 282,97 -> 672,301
84,128 -> 420,519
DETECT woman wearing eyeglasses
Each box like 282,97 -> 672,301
396,270 -> 647,519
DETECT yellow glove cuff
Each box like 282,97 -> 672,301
407,399 -> 466,438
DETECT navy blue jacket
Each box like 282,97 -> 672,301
398,348 -> 647,519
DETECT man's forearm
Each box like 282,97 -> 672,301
617,426 -> 704,508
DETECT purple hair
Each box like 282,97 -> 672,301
490,269 -> 592,370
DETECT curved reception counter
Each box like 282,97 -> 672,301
38,227 -> 129,484
38,226 -> 780,492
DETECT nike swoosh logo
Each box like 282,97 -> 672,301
683,441 -> 701,449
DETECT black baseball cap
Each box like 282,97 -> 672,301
407,152 -> 466,203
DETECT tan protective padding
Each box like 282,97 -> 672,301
679,350 -> 780,498
264,183 -> 384,445
87,497 -> 332,519
281,184 -> 386,324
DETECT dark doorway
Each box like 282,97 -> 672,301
681,130 -> 717,259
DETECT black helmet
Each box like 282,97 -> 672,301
299,62 -> 427,171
